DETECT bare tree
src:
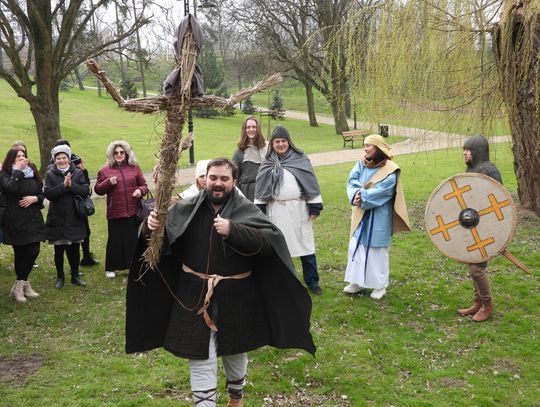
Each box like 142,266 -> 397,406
234,0 -> 368,133
0,0 -> 148,172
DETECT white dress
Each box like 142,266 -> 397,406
264,169 -> 322,257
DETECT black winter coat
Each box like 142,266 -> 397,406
0,169 -> 45,245
44,164 -> 90,242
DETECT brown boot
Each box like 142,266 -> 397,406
473,300 -> 493,322
10,280 -> 27,303
23,281 -> 40,298
458,300 -> 482,316
226,397 -> 244,407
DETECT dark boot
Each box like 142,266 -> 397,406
54,278 -> 65,289
71,271 -> 86,287
80,252 -> 100,266
473,300 -> 493,322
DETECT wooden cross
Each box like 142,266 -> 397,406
86,16 -> 282,269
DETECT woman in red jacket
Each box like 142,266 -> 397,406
94,140 -> 148,278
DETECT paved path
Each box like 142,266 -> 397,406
136,110 -> 510,191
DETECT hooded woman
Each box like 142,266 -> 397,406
255,125 -> 323,295
232,116 -> 268,202
0,146 -> 45,303
178,159 -> 211,199
44,144 -> 90,288
343,134 -> 410,300
94,140 -> 148,279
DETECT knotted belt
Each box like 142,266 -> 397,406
182,264 -> 252,332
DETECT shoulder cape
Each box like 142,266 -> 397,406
350,160 -> 411,238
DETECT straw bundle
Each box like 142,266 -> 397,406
143,30 -> 199,269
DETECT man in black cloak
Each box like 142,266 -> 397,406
126,158 -> 315,407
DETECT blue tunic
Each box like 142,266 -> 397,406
346,161 -> 397,247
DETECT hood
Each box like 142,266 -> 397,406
105,140 -> 139,167
463,135 -> 489,167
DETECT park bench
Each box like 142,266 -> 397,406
342,129 -> 370,149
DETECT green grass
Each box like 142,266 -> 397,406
0,80 -> 357,176
1,142 -> 538,406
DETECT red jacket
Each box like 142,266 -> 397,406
94,162 -> 148,220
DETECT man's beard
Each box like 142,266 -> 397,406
206,187 -> 232,205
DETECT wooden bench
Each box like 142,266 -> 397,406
342,130 -> 369,149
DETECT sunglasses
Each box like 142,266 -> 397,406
114,151 -> 125,156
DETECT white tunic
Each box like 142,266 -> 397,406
264,169 -> 322,257
344,237 -> 389,289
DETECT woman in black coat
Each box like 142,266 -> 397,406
44,145 -> 90,288
0,147 -> 45,303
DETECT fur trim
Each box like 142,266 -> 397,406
105,140 -> 138,166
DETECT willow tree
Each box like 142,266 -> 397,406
343,0 -> 540,216
493,1 -> 540,215
344,0 -> 502,135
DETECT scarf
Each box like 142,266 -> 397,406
255,149 -> 321,201
13,165 -> 34,179
56,166 -> 70,174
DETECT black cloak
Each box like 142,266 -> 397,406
125,189 -> 316,357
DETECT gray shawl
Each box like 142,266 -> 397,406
255,149 -> 321,201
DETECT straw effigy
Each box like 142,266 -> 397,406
85,17 -> 282,270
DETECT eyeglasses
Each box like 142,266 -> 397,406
114,151 -> 125,156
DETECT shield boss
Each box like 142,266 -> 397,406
425,173 -> 516,263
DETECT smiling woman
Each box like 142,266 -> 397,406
44,144 -> 90,289
94,140 -> 148,279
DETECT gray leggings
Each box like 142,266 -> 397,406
189,331 -> 247,406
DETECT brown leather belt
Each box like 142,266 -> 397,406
183,264 -> 252,332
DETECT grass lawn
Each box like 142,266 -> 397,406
0,80 -> 364,177
1,142 -> 538,406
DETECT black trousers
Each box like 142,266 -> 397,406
13,242 -> 40,280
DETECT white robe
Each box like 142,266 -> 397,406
344,237 -> 389,289
262,169 -> 322,257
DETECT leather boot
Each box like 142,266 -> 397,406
226,397 -> 244,407
458,278 -> 481,316
71,272 -> 87,287
473,300 -> 493,322
458,300 -> 481,316
23,281 -> 40,298
10,280 -> 27,303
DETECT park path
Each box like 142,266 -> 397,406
134,110 -> 510,191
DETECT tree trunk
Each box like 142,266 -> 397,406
29,94 -> 62,175
493,3 -> 540,216
74,66 -> 85,90
330,98 -> 350,135
304,81 -> 318,127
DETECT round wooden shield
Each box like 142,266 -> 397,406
425,173 -> 516,263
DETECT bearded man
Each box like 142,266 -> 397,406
125,158 -> 315,407
458,135 -> 503,322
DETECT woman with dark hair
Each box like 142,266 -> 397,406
0,147 -> 45,303
94,140 -> 148,279
44,144 -> 89,288
343,135 -> 410,300
232,116 -> 268,201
